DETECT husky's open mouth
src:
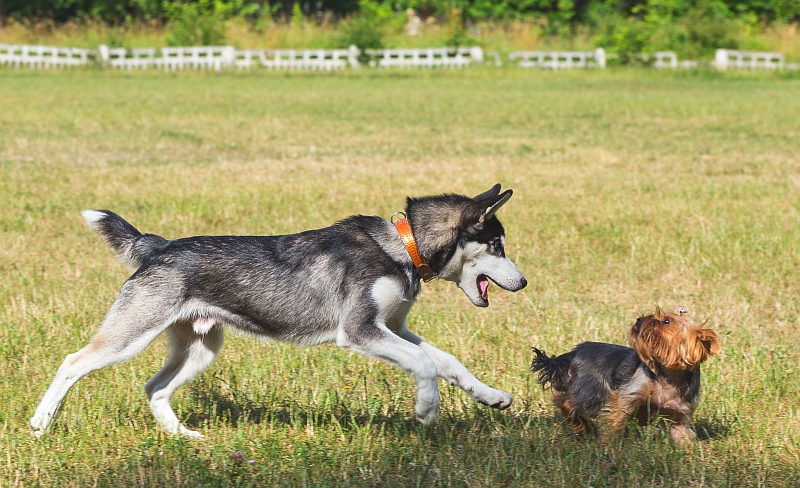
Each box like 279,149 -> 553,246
477,274 -> 489,301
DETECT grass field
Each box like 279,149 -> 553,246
1,67 -> 799,487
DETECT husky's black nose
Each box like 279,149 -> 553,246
519,277 -> 528,289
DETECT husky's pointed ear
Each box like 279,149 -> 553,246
462,189 -> 513,233
479,190 -> 513,223
473,183 -> 502,203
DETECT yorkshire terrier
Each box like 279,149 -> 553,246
531,306 -> 721,444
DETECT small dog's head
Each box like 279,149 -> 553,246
628,306 -> 721,372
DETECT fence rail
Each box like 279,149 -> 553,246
367,47 -> 483,68
715,49 -> 784,69
509,49 -> 606,69
0,43 -> 91,68
256,47 -> 359,70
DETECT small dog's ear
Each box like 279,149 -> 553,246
697,329 -> 721,356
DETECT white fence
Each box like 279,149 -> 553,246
638,51 -> 679,68
3,43 -> 798,72
241,47 -> 359,70
100,45 -> 236,70
715,49 -> 784,70
0,44 -> 91,68
509,48 -> 606,69
100,44 -> 358,70
367,47 -> 483,68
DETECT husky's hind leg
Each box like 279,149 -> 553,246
30,283 -> 177,437
145,321 -> 224,438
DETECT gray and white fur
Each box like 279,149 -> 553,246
30,184 -> 527,438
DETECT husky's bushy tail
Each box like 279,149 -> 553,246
81,210 -> 168,269
530,348 -> 574,392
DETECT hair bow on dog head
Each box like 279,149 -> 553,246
678,306 -> 688,315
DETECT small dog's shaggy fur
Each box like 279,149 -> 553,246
531,307 -> 721,444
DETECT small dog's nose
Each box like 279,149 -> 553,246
519,277 -> 528,290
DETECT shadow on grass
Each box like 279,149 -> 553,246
537,412 -> 733,445
694,417 -> 732,441
183,377 -> 421,434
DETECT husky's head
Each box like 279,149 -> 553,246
406,184 -> 527,307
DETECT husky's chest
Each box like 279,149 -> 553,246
370,275 -> 419,332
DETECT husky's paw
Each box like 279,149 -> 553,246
415,396 -> 440,425
471,386 -> 513,410
179,424 -> 205,439
416,405 -> 440,426
30,413 -> 53,438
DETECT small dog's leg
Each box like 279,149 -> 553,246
398,325 -> 512,410
30,294 -> 171,437
668,415 -> 696,445
338,323 -> 440,425
601,392 -> 640,444
553,393 -> 590,436
144,322 -> 224,439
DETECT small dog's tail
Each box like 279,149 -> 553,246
530,347 -> 573,392
81,210 -> 168,270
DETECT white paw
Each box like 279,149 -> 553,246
30,414 -> 51,437
471,386 -> 513,410
416,408 -> 440,426
179,424 -> 205,439
415,398 -> 440,425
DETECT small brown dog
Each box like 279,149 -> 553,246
531,306 -> 721,444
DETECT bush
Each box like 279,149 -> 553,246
594,0 -> 747,63
445,8 -> 476,47
164,0 -> 259,46
338,0 -> 395,63
164,0 -> 227,45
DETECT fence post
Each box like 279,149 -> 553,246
98,44 -> 110,66
469,47 -> 483,63
715,49 -> 728,70
348,45 -> 360,69
595,48 -> 606,68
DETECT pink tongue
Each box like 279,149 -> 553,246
478,276 -> 489,300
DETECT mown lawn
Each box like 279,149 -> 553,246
1,67 -> 799,487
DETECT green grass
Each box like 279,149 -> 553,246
1,67 -> 799,487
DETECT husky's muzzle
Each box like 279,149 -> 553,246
461,254 -> 527,308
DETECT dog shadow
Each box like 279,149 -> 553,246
693,417 -> 732,441
182,381 -> 415,432
540,413 -> 733,443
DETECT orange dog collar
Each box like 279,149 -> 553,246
391,212 -> 435,282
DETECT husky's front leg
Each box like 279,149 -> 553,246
337,323 -> 440,425
398,325 -> 512,410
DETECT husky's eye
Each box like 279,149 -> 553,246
492,240 -> 502,251
663,318 -> 671,325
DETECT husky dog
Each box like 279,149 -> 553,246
30,184 -> 527,438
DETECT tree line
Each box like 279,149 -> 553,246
1,0 -> 798,25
